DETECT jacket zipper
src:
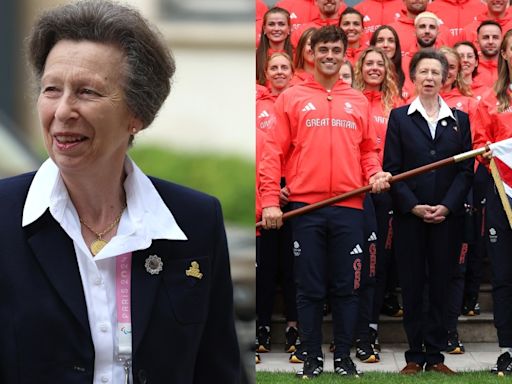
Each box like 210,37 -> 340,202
328,89 -> 333,197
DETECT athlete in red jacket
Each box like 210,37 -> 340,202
461,2 -> 512,46
441,88 -> 478,133
291,0 -> 346,47
339,7 -> 369,66
353,48 -> 403,361
473,89 -> 512,150
402,12 -> 448,58
260,26 -> 390,379
354,0 -> 402,40
276,0 -> 320,32
471,29 -> 512,377
388,0 -> 450,57
428,0 -> 486,44
474,21 -> 502,88
257,84 -> 277,133
455,41 -> 491,101
260,75 -> 383,211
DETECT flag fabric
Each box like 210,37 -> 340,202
489,138 -> 512,229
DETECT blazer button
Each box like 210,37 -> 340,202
138,369 -> 148,384
430,150 -> 436,156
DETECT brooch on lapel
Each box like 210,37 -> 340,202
185,261 -> 203,280
441,120 -> 447,127
145,255 -> 163,275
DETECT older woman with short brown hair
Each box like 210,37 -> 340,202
0,1 -> 240,382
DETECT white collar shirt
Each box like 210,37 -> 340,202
22,157 -> 187,384
408,95 -> 454,139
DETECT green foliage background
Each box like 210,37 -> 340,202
129,145 -> 254,226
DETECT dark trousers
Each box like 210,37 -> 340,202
291,203 -> 363,358
486,182 -> 512,347
370,192 -> 398,324
464,164 -> 491,300
394,213 -> 463,365
256,209 -> 297,327
446,242 -> 467,332
446,188 -> 476,332
356,195 -> 378,342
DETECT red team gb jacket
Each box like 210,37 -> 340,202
260,79 -> 381,211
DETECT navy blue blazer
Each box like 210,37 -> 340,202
0,173 -> 240,384
383,105 -> 473,216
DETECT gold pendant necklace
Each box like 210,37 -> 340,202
90,239 -> 108,256
79,204 -> 126,256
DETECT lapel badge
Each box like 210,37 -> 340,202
145,255 -> 163,275
185,261 -> 203,280
441,120 -> 447,126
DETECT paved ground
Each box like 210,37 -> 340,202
256,343 -> 501,374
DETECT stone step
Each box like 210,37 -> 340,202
269,311 -> 497,344
475,283 -> 492,312
271,283 -> 494,316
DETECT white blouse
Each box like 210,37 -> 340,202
408,96 -> 455,139
22,157 -> 187,384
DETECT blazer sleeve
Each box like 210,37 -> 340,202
383,108 -> 420,213
439,111 -> 473,213
193,198 -> 241,383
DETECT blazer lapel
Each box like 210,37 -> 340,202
434,117 -> 453,141
26,211 -> 90,332
131,241 -> 167,354
410,111 -> 434,141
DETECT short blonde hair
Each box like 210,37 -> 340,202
414,12 -> 440,27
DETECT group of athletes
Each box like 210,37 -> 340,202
255,0 -> 512,378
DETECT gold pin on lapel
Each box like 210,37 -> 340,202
186,261 -> 203,279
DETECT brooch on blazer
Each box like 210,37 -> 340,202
185,261 -> 203,280
145,255 -> 163,275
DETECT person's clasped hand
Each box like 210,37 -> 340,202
412,204 -> 449,223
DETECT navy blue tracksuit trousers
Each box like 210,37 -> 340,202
290,203 -> 363,359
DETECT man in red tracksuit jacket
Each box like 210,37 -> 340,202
291,0 -> 346,47
276,0 -> 320,32
461,0 -> 512,46
428,0 -> 486,44
354,0 -> 403,40
388,0 -> 450,57
259,25 -> 391,379
474,20 -> 502,87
